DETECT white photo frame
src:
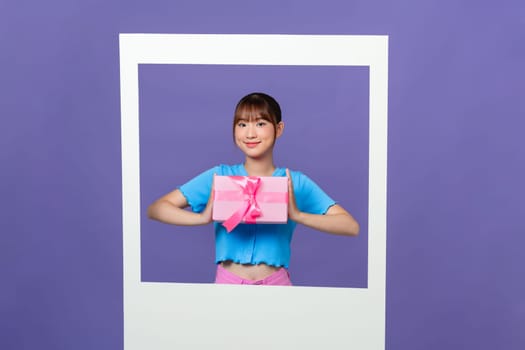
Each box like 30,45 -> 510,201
119,34 -> 388,350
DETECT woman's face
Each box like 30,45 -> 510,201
234,112 -> 283,160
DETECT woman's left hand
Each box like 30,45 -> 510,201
286,168 -> 302,221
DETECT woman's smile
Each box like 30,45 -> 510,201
244,141 -> 260,148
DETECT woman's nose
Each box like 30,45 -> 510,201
246,125 -> 256,137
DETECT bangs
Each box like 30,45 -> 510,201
234,103 -> 276,125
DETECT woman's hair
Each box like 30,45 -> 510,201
232,92 -> 282,140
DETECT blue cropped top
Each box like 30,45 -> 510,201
179,164 -> 335,268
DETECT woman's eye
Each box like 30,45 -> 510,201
238,122 -> 246,127
256,122 -> 266,127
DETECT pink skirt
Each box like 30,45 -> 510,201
215,264 -> 292,286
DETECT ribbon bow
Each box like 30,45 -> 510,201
222,176 -> 262,232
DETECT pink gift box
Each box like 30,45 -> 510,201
212,175 -> 288,232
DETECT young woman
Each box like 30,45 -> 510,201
147,92 -> 359,285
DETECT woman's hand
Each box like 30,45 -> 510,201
286,168 -> 302,222
198,174 -> 215,225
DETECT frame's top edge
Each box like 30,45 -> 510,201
118,33 -> 389,40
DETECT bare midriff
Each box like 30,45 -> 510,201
220,260 -> 281,281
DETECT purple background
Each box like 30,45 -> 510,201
139,64 -> 369,287
1,1 -> 524,349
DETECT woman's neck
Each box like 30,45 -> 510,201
243,158 -> 276,177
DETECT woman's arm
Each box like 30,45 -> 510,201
286,169 -> 359,236
147,188 -> 214,226
289,203 -> 359,236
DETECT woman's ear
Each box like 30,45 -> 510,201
276,121 -> 285,138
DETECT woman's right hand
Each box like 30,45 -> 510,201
198,174 -> 215,225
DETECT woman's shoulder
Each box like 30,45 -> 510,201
275,167 -> 309,184
181,164 -> 243,188
278,167 -> 334,206
274,166 -> 297,174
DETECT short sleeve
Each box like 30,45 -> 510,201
178,166 -> 219,213
291,171 -> 336,215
